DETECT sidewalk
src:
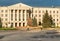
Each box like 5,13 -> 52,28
0,30 -> 20,35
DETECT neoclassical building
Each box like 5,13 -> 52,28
0,3 -> 60,27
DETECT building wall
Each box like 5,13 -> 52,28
33,7 -> 60,26
0,3 -> 60,27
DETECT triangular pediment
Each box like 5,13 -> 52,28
8,3 -> 32,8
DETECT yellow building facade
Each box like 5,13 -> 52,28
0,3 -> 60,27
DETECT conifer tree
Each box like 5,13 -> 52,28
42,10 -> 54,28
49,15 -> 54,27
0,18 -> 2,28
32,17 -> 37,27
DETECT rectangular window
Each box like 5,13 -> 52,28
11,14 -> 13,21
19,14 -> 21,21
39,15 -> 41,17
15,10 -> 17,14
11,10 -> 13,14
57,15 -> 58,17
35,15 -> 37,17
35,10 -> 37,13
23,23 -> 25,26
15,14 -> 17,21
23,10 -> 25,13
39,11 -> 41,13
1,14 -> 3,17
57,11 -> 58,13
53,15 -> 55,17
57,19 -> 58,21
1,10 -> 3,12
23,19 -> 24,21
42,11 -> 44,13
23,14 -> 25,21
19,10 -> 21,13
15,23 -> 17,27
53,11 -> 55,13
27,10 -> 29,13
5,14 -> 8,17
11,23 -> 13,27
5,10 -> 7,13
5,18 -> 7,21
53,19 -> 55,21
19,23 -> 21,26
50,11 -> 51,13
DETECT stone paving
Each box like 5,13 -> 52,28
0,30 -> 60,41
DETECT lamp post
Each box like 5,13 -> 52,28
51,0 -> 54,8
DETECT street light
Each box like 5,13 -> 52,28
51,0 -> 55,8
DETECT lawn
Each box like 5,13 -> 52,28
0,28 -> 17,30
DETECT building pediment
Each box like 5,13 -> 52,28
8,3 -> 32,9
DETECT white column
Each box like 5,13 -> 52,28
31,9 -> 32,19
25,10 -> 27,26
25,22 -> 27,26
21,10 -> 23,27
21,22 -> 23,27
17,10 -> 19,27
13,23 -> 15,28
9,9 -> 12,27
25,10 -> 26,21
13,10 -> 15,28
9,9 -> 11,22
21,10 -> 23,21
17,10 -> 19,21
13,10 -> 15,21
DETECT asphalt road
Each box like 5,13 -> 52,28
0,30 -> 60,41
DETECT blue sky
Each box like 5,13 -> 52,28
0,0 -> 60,7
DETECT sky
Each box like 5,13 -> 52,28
0,0 -> 60,7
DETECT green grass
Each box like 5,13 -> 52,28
0,28 -> 18,30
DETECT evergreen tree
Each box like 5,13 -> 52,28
42,10 -> 54,28
49,15 -> 55,27
0,18 -> 2,28
32,17 -> 37,27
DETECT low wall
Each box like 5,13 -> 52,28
16,27 -> 41,30
16,27 -> 60,32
